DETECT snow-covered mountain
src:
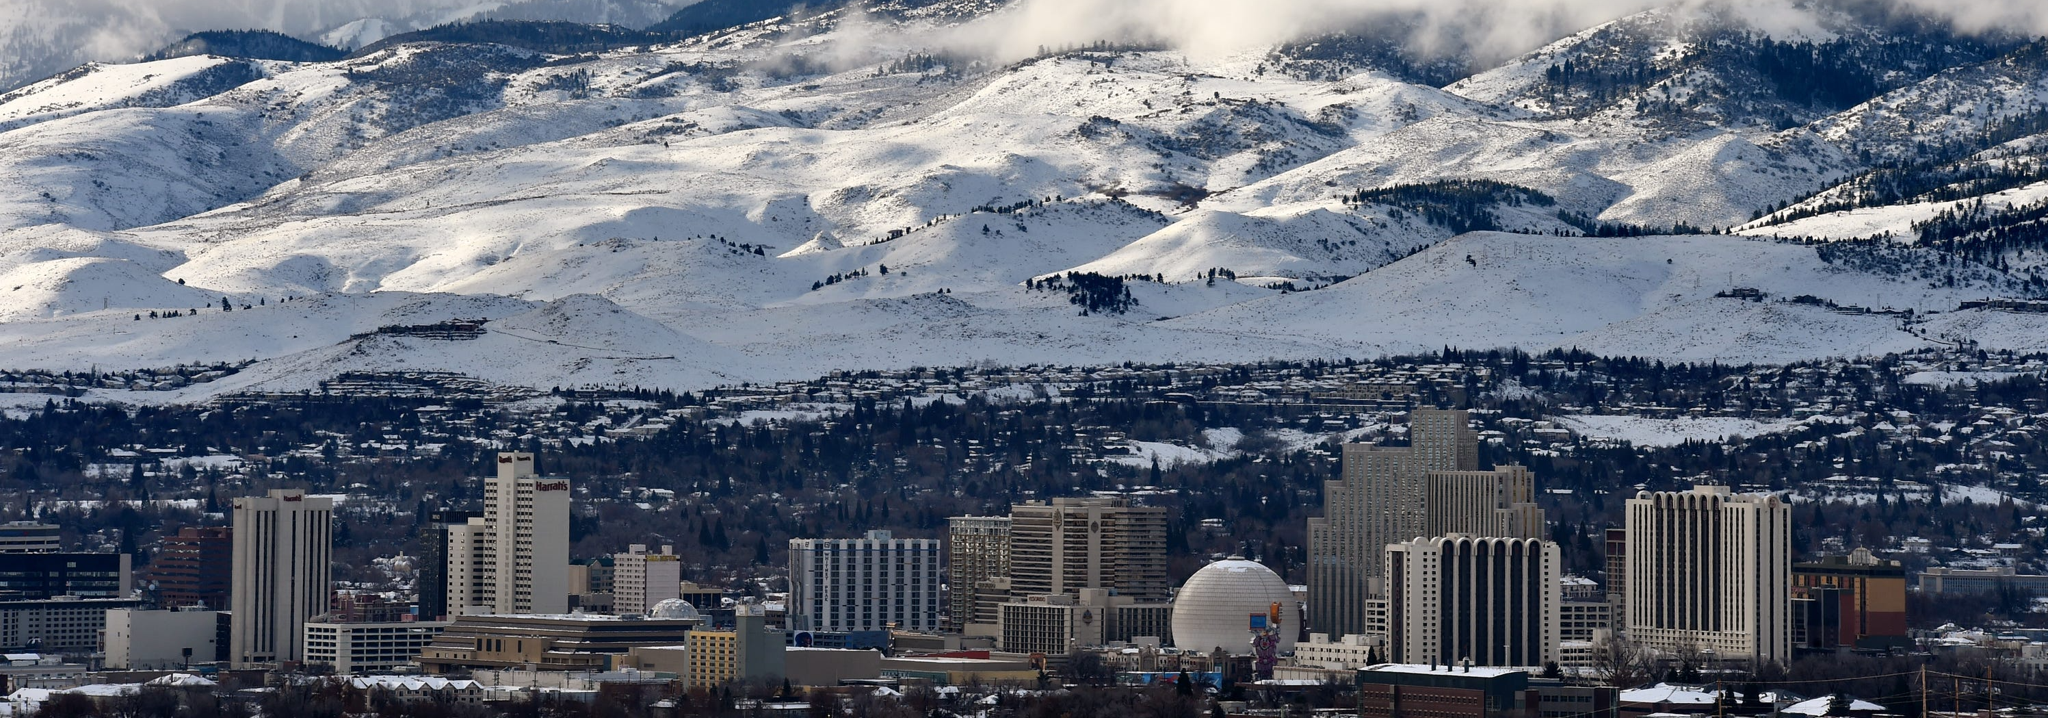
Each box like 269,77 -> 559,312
4,0 -> 2048,400
0,0 -> 701,92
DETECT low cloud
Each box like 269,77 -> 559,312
936,0 -> 2048,65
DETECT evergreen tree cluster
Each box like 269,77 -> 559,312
1025,272 -> 1138,314
1344,179 -> 1555,234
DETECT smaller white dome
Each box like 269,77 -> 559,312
650,598 -> 702,620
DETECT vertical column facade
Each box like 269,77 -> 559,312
230,489 -> 332,667
1425,465 -> 1544,540
1386,535 -> 1558,667
1625,486 -> 1789,664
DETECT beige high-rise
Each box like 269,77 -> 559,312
947,516 -> 1010,630
1308,408 -> 1475,637
615,544 -> 680,615
449,453 -> 571,615
230,489 -> 332,667
1426,465 -> 1545,540
1625,485 -> 1790,664
1385,535 -> 1559,667
1008,497 -> 1168,602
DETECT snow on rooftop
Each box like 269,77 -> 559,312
1783,697 -> 1883,715
1361,663 -> 1526,678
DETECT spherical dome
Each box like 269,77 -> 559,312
650,598 -> 702,620
1171,558 -> 1299,655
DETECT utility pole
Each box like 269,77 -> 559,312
1921,666 -> 1928,718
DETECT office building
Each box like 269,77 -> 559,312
1356,664 -> 1538,718
1791,548 -> 1908,650
0,553 -> 131,600
1624,485 -> 1790,663
230,489 -> 334,667
789,530 -> 942,633
0,522 -> 60,553
615,544 -> 681,615
1309,409 -> 1474,636
148,526 -> 231,610
104,607 -> 226,669
1425,465 -> 1545,540
684,604 -> 785,689
1009,497 -> 1168,602
946,516 -> 1010,629
1385,535 -> 1559,667
996,589 -> 1171,657
304,618 -> 451,674
417,613 -> 701,673
448,453 -> 571,616
418,509 -> 480,622
0,597 -> 142,653
1558,599 -> 1613,643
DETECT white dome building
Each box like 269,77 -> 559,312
649,598 -> 702,621
1170,558 -> 1299,655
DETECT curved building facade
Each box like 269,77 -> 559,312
1171,558 -> 1299,655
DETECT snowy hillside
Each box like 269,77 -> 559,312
2,1 -> 2048,399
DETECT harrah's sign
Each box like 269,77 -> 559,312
534,481 -> 570,492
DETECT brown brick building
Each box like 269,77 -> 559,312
147,526 -> 232,610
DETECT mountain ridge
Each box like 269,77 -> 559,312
1,2 -> 2047,401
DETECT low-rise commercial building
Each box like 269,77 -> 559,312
878,653 -> 1037,685
787,648 -> 882,686
0,654 -> 88,690
1794,549 -> 1908,650
997,590 -> 1169,657
0,523 -> 59,554
685,605 -> 783,689
1356,664 -> 1537,718
1918,566 -> 2048,594
337,676 -> 484,705
304,619 -> 451,674
418,613 -> 701,674
103,608 -> 225,669
1291,633 -> 1384,670
0,597 -> 142,654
